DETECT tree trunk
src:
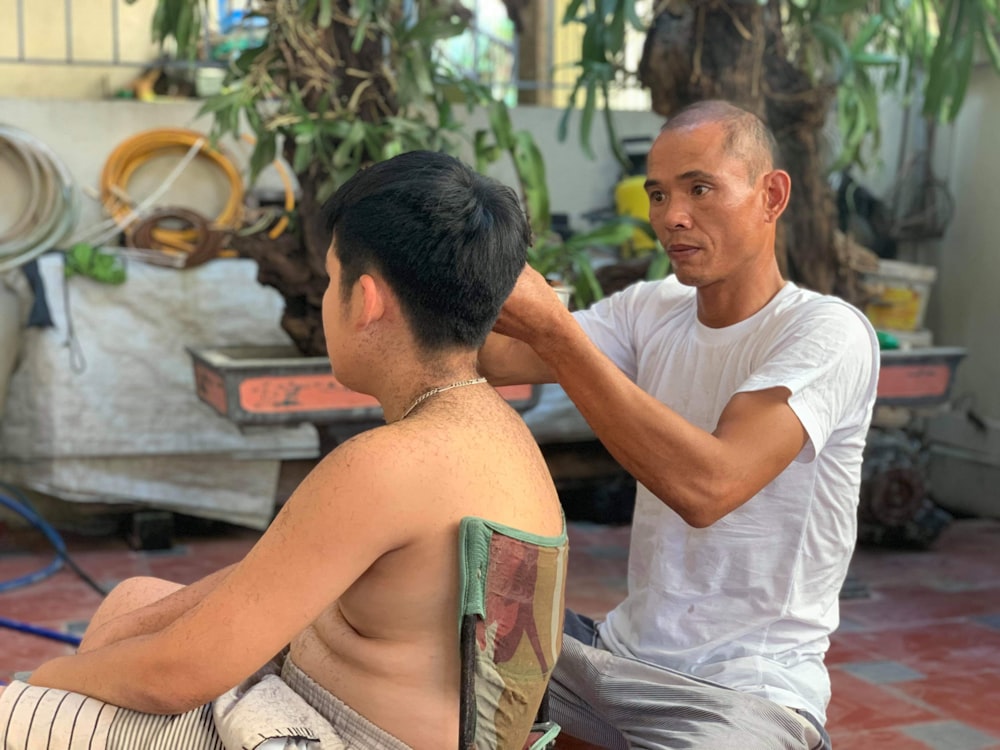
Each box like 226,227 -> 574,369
638,0 -> 844,297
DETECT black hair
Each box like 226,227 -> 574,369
662,100 -> 780,181
322,150 -> 530,351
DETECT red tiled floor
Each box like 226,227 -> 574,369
826,670 -> 939,732
893,670 -> 1000,736
831,727 -> 955,749
4,511 -> 1000,749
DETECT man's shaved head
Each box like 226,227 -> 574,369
661,100 -> 779,183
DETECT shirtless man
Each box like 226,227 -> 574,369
4,150 -> 565,749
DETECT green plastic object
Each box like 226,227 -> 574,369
64,243 -> 127,285
876,330 -> 900,350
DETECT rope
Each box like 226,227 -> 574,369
0,125 -> 78,273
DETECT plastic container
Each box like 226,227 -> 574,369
863,259 -> 937,332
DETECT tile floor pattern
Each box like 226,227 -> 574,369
3,516 -> 1000,748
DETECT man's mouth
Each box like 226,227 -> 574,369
667,244 -> 700,258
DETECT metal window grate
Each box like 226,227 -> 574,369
2,0 -> 144,67
0,0 -> 648,109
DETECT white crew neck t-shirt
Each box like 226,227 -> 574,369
575,276 -> 879,723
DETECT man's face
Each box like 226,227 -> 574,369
644,122 -> 772,290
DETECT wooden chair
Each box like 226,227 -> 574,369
458,516 -> 568,750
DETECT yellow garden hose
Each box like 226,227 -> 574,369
99,128 -> 245,253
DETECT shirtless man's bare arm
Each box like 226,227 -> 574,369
28,430 -> 414,714
78,565 -> 236,653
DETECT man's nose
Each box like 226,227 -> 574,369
663,201 -> 693,230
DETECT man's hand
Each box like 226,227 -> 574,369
492,265 -> 572,348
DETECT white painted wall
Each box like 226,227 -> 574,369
927,68 -> 1000,418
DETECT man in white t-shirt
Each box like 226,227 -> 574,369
479,100 -> 879,749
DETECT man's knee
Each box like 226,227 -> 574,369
81,576 -> 182,644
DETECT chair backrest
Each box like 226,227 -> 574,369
458,516 -> 568,750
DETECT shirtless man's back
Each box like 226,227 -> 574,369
13,150 -> 563,750
293,390 -> 563,748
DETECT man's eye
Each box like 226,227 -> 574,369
692,185 -> 710,196
650,190 -> 665,202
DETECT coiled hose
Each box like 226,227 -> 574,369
0,125 -> 78,273
100,128 -> 245,254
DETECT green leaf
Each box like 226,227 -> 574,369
175,0 -> 194,58
980,11 -> 1000,70
581,20 -> 603,63
249,131 -> 277,182
487,100 -> 516,151
947,33 -> 976,120
557,79 -> 583,143
850,14 -> 885,52
810,21 -> 852,77
563,220 -> 635,249
625,0 -> 645,30
318,0 -> 332,28
580,77 -> 597,159
292,138 -> 314,174
513,131 -> 551,235
333,119 -> 366,169
562,0 -> 587,24
608,1 -> 627,52
573,251 -> 604,306
601,80 -> 629,168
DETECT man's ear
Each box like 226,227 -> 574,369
762,169 -> 791,223
355,273 -> 387,328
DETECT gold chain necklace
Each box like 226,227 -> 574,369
398,377 -> 487,421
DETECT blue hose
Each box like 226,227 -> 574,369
0,616 -> 81,646
0,483 -> 66,594
0,482 -> 91,647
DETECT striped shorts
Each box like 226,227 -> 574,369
0,657 -> 411,750
549,612 -> 832,750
